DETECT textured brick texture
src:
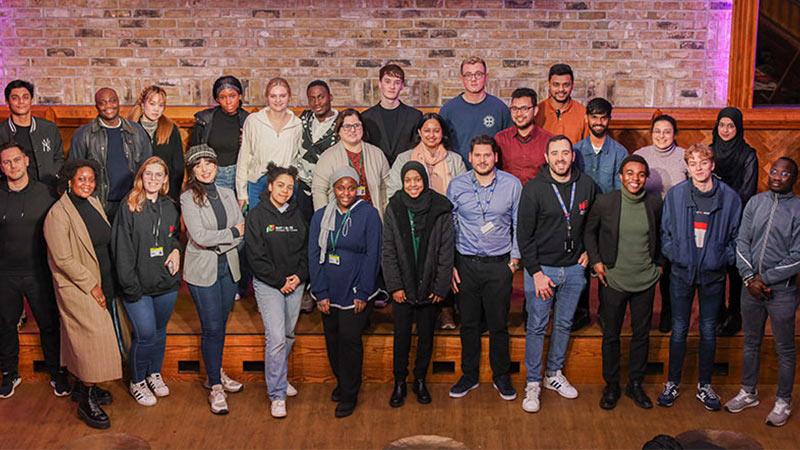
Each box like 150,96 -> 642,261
0,0 -> 731,107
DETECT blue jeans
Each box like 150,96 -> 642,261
247,175 -> 267,210
253,278 -> 303,400
215,164 -> 237,193
523,264 -> 586,382
667,274 -> 724,385
188,268 -> 237,386
123,291 -> 179,383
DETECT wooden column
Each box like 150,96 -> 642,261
727,0 -> 761,108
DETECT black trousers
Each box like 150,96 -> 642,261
393,302 -> 437,381
659,262 -> 672,319
600,283 -> 656,385
0,272 -> 61,376
456,255 -> 512,381
321,304 -> 372,403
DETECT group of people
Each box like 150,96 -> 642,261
0,57 -> 797,430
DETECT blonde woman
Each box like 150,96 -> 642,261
111,156 -> 181,407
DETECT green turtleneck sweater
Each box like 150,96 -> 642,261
605,188 -> 660,292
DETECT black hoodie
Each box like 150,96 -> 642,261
0,179 -> 56,275
245,190 -> 309,289
111,194 -> 181,301
517,165 -> 596,275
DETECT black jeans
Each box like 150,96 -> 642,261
600,283 -> 656,385
0,272 -> 61,376
393,302 -> 437,381
456,255 -> 513,381
322,304 -> 372,403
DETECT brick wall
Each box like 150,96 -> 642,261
0,0 -> 732,108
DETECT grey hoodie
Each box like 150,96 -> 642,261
736,190 -> 800,290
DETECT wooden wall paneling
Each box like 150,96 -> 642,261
727,0 -> 761,108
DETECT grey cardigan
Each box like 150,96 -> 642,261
180,186 -> 244,287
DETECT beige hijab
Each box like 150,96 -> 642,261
410,142 -> 451,195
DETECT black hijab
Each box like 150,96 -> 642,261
711,107 -> 756,191
397,161 -> 432,233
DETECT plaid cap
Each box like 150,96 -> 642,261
185,143 -> 217,166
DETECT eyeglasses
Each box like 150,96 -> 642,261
770,169 -> 792,178
341,123 -> 363,131
509,106 -> 534,113
461,72 -> 485,80
143,171 -> 166,180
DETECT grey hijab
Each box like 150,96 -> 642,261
318,166 -> 361,263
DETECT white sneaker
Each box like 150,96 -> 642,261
208,385 -> 228,415
544,370 -> 579,399
204,369 -> 244,393
129,380 -> 157,406
286,382 -> 298,397
146,373 -> 170,397
522,382 -> 541,413
271,399 -> 287,418
724,388 -> 760,413
766,398 -> 792,427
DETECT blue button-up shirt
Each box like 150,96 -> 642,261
447,169 -> 521,258
574,136 -> 629,194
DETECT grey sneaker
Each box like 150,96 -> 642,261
724,388 -> 760,413
766,398 -> 791,427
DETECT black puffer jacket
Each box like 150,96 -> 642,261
382,192 -> 454,305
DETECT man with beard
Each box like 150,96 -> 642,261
0,80 -> 64,190
69,87 -> 151,219
447,135 -> 521,402
535,64 -> 588,146
517,135 -> 595,413
362,64 -> 423,166
585,155 -> 663,411
440,57 -> 511,168
574,97 -> 629,195
495,87 -> 554,187
725,157 -> 800,427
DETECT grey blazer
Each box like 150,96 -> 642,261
181,186 -> 244,287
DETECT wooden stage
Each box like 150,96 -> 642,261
17,272 -> 798,386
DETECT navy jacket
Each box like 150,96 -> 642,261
661,178 -> 742,285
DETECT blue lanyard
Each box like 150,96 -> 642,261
471,173 -> 496,222
551,183 -> 576,235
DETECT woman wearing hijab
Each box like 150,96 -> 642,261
711,107 -> 758,336
308,166 -> 382,418
383,161 -> 454,407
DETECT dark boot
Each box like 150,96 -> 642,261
72,381 -> 112,405
600,383 -> 620,410
625,380 -> 653,409
76,384 -> 110,429
412,379 -> 431,404
389,381 -> 406,408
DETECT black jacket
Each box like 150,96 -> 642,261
517,167 -> 596,275
382,192 -> 454,305
0,179 -> 56,275
69,117 -> 153,207
245,192 -> 309,289
362,102 -> 422,165
0,117 -> 64,189
111,194 -> 181,301
584,189 -> 663,269
189,106 -> 249,147
151,126 -> 185,204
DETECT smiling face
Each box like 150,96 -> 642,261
0,146 -> 29,183
403,169 -> 425,199
651,120 -> 675,150
269,173 -> 295,207
460,62 -> 487,95
587,113 -> 610,138
216,87 -> 241,116
192,158 -> 218,184
510,96 -> 536,130
468,143 -> 498,177
619,161 -> 648,195
307,85 -> 332,119
546,138 -> 575,178
686,154 -> 714,186
333,176 -> 358,210
418,118 -> 443,149
142,92 -> 165,123
768,159 -> 797,194
717,117 -> 737,142
7,87 -> 32,117
547,74 -> 573,104
379,74 -> 403,102
142,162 -> 167,196
267,85 -> 289,113
94,88 -> 120,124
71,166 -> 96,199
338,114 -> 364,146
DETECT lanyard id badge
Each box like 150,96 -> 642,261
471,173 -> 497,232
328,254 -> 341,265
327,208 -> 352,266
356,185 -> 366,197
551,183 -> 576,253
150,246 -> 164,257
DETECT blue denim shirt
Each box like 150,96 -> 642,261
574,136 -> 629,194
447,169 -> 521,259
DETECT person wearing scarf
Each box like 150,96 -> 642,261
308,166 -> 382,418
711,107 -> 758,337
383,161 -> 454,408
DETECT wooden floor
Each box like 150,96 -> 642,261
1,381 -> 798,450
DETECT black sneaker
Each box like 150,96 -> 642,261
448,376 -> 479,398
492,375 -> 517,401
50,370 -> 71,397
0,373 -> 21,399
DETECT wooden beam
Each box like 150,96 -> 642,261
727,0 -> 761,108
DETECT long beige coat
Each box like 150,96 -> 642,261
44,194 -> 122,383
